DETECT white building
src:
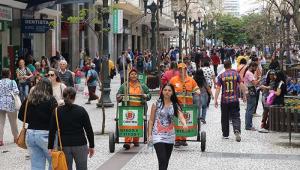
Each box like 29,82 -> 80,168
223,0 -> 240,16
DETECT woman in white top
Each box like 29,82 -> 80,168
148,83 -> 187,170
48,69 -> 66,106
0,68 -> 19,146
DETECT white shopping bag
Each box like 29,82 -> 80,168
83,86 -> 89,99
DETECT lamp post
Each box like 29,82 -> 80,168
97,0 -> 114,107
144,0 -> 164,72
174,11 -> 186,59
213,19 -> 217,47
190,18 -> 199,52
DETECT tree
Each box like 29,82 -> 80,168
208,15 -> 246,45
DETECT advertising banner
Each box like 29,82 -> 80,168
0,6 -> 12,21
113,9 -> 123,34
118,106 -> 144,137
174,105 -> 198,137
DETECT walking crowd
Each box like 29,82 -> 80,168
0,44 -> 295,170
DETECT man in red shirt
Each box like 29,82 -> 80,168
211,52 -> 220,76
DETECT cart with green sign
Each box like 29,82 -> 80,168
174,104 -> 206,152
109,95 -> 147,153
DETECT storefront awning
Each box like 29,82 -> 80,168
0,0 -> 27,9
114,2 -> 142,16
38,8 -> 62,17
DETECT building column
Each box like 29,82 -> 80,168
56,4 -> 61,52
69,3 -> 79,70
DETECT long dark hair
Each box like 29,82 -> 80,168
63,87 -> 76,106
193,69 -> 207,88
243,61 -> 258,78
28,78 -> 53,105
275,70 -> 287,95
159,83 -> 181,117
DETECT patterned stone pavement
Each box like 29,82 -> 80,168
1,69 -> 300,170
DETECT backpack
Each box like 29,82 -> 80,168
87,70 -> 97,83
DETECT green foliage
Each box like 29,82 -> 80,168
206,14 -> 246,45
206,13 -> 276,45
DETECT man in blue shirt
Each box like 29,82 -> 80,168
85,63 -> 99,104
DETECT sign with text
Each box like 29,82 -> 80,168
113,9 -> 123,34
0,6 -> 12,21
21,19 -> 53,33
118,106 -> 144,137
174,105 -> 198,137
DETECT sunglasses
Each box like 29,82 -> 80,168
48,74 -> 55,77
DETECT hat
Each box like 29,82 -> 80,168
129,68 -> 138,75
91,63 -> 96,68
178,63 -> 187,69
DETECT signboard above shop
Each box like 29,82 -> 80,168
21,19 -> 53,33
0,5 -> 12,21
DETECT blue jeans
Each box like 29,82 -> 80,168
200,94 -> 209,120
19,82 -> 29,102
193,94 -> 208,120
26,129 -> 52,170
245,95 -> 256,129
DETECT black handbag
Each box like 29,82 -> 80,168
248,86 -> 257,96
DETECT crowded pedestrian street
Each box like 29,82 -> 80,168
1,69 -> 300,170
1,0 -> 300,170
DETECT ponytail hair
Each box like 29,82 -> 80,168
63,87 -> 76,106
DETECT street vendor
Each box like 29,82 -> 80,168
169,63 -> 200,147
116,68 -> 151,150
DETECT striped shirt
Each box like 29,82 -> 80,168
217,69 -> 241,103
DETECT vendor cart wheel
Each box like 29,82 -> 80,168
109,132 -> 115,153
197,118 -> 201,141
201,131 -> 206,152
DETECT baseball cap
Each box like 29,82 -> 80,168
178,63 -> 187,69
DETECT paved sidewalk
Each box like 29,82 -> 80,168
1,71 -> 300,170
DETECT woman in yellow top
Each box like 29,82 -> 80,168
116,69 -> 151,150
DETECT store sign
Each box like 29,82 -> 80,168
21,19 -> 53,33
0,6 -> 12,21
113,9 -> 123,34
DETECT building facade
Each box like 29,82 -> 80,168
223,0 -> 240,16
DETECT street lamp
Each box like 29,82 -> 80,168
174,11 -> 186,59
97,0 -> 114,107
280,3 -> 293,68
198,17 -> 207,48
144,0 -> 164,72
213,19 -> 217,47
190,18 -> 199,52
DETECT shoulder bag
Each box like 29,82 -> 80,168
51,108 -> 68,170
10,80 -> 21,110
16,100 -> 29,149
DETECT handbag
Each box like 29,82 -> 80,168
266,90 -> 276,106
16,100 -> 29,149
10,80 -> 21,110
51,108 -> 68,170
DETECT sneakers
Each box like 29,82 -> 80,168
222,136 -> 229,139
174,141 -> 181,147
181,141 -> 188,146
235,132 -> 241,142
246,127 -> 257,131
258,128 -> 269,133
123,144 -> 130,150
201,119 -> 207,124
